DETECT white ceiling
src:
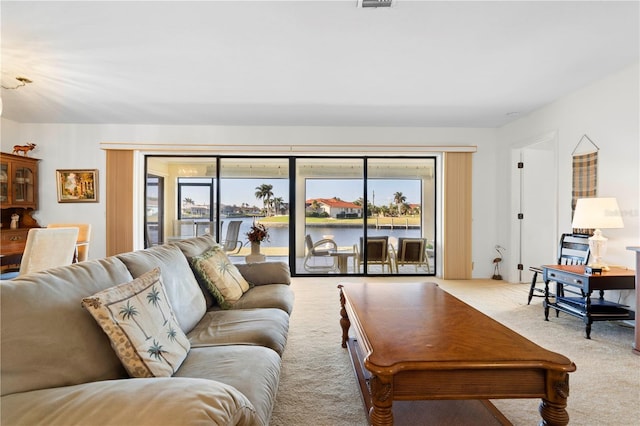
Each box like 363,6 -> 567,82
1,1 -> 638,127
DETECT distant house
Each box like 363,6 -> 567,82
306,198 -> 362,218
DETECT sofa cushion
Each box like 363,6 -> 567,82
170,233 -> 217,259
82,267 -> 190,377
235,261 -> 291,286
170,235 -> 219,308
191,246 -> 249,309
1,257 -> 133,397
230,284 -> 295,315
1,377 -> 258,426
116,244 -> 206,333
188,308 -> 290,356
175,345 -> 281,426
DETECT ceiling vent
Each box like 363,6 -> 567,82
358,0 -> 394,8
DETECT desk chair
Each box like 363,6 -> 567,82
303,235 -> 338,273
527,233 -> 590,304
1,228 -> 79,279
47,223 -> 92,262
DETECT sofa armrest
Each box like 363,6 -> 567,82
1,377 -> 258,426
236,262 -> 291,286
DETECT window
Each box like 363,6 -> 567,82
220,158 -> 290,260
145,174 -> 163,247
145,155 -> 436,276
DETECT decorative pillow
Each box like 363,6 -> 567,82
191,246 -> 250,309
81,267 -> 190,377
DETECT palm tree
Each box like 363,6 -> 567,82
166,326 -> 178,342
255,184 -> 274,216
183,197 -> 195,216
147,340 -> 167,360
146,286 -> 168,325
311,200 -> 321,214
147,339 -> 174,369
393,192 -> 407,215
119,300 -> 151,340
272,196 -> 284,215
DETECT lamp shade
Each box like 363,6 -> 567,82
571,197 -> 624,229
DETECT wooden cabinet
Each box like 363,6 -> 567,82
0,152 -> 40,239
1,152 -> 39,209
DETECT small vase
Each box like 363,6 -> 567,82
251,242 -> 261,255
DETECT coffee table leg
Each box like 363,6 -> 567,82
369,375 -> 394,426
538,371 -> 570,426
338,285 -> 350,348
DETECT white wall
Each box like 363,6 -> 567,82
497,61 -> 639,308
3,62 -> 635,282
1,123 -> 498,278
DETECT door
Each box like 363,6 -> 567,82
145,174 -> 164,247
513,137 -> 557,282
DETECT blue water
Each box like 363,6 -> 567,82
223,217 -> 422,249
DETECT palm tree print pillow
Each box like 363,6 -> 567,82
82,267 -> 190,377
191,246 -> 250,309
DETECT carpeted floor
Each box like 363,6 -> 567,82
270,277 -> 640,426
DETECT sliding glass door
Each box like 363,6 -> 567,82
145,155 -> 436,276
219,158 -> 290,262
367,158 -> 436,275
296,158 -> 364,275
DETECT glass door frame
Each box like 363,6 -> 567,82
144,154 -> 437,277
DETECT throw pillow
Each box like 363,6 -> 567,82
191,246 -> 250,309
82,267 -> 190,377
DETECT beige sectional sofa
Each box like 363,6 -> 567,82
1,234 -> 294,426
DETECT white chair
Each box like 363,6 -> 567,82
10,228 -> 79,277
221,220 -> 244,253
195,221 -> 214,237
47,223 -> 92,262
303,235 -> 338,273
172,219 -> 195,239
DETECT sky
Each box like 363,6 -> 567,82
180,178 -> 421,207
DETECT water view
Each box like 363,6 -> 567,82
225,217 -> 422,249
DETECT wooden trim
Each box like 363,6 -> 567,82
106,150 -> 134,256
105,149 -> 474,278
100,142 -> 477,154
443,152 -> 473,279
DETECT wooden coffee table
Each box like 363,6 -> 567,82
338,282 -> 576,426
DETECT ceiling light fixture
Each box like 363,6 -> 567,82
2,76 -> 33,90
358,0 -> 394,8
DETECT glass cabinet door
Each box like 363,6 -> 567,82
0,161 -> 8,205
13,164 -> 35,205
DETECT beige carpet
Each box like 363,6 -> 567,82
270,277 -> 640,426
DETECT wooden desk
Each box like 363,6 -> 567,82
542,265 -> 635,339
339,282 -> 575,426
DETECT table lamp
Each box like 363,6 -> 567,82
571,197 -> 624,270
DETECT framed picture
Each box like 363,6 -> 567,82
56,169 -> 99,203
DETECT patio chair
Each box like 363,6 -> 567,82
355,236 -> 393,273
172,219 -> 195,239
303,234 -> 338,273
221,220 -> 244,253
195,221 -> 214,237
395,237 -> 430,273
